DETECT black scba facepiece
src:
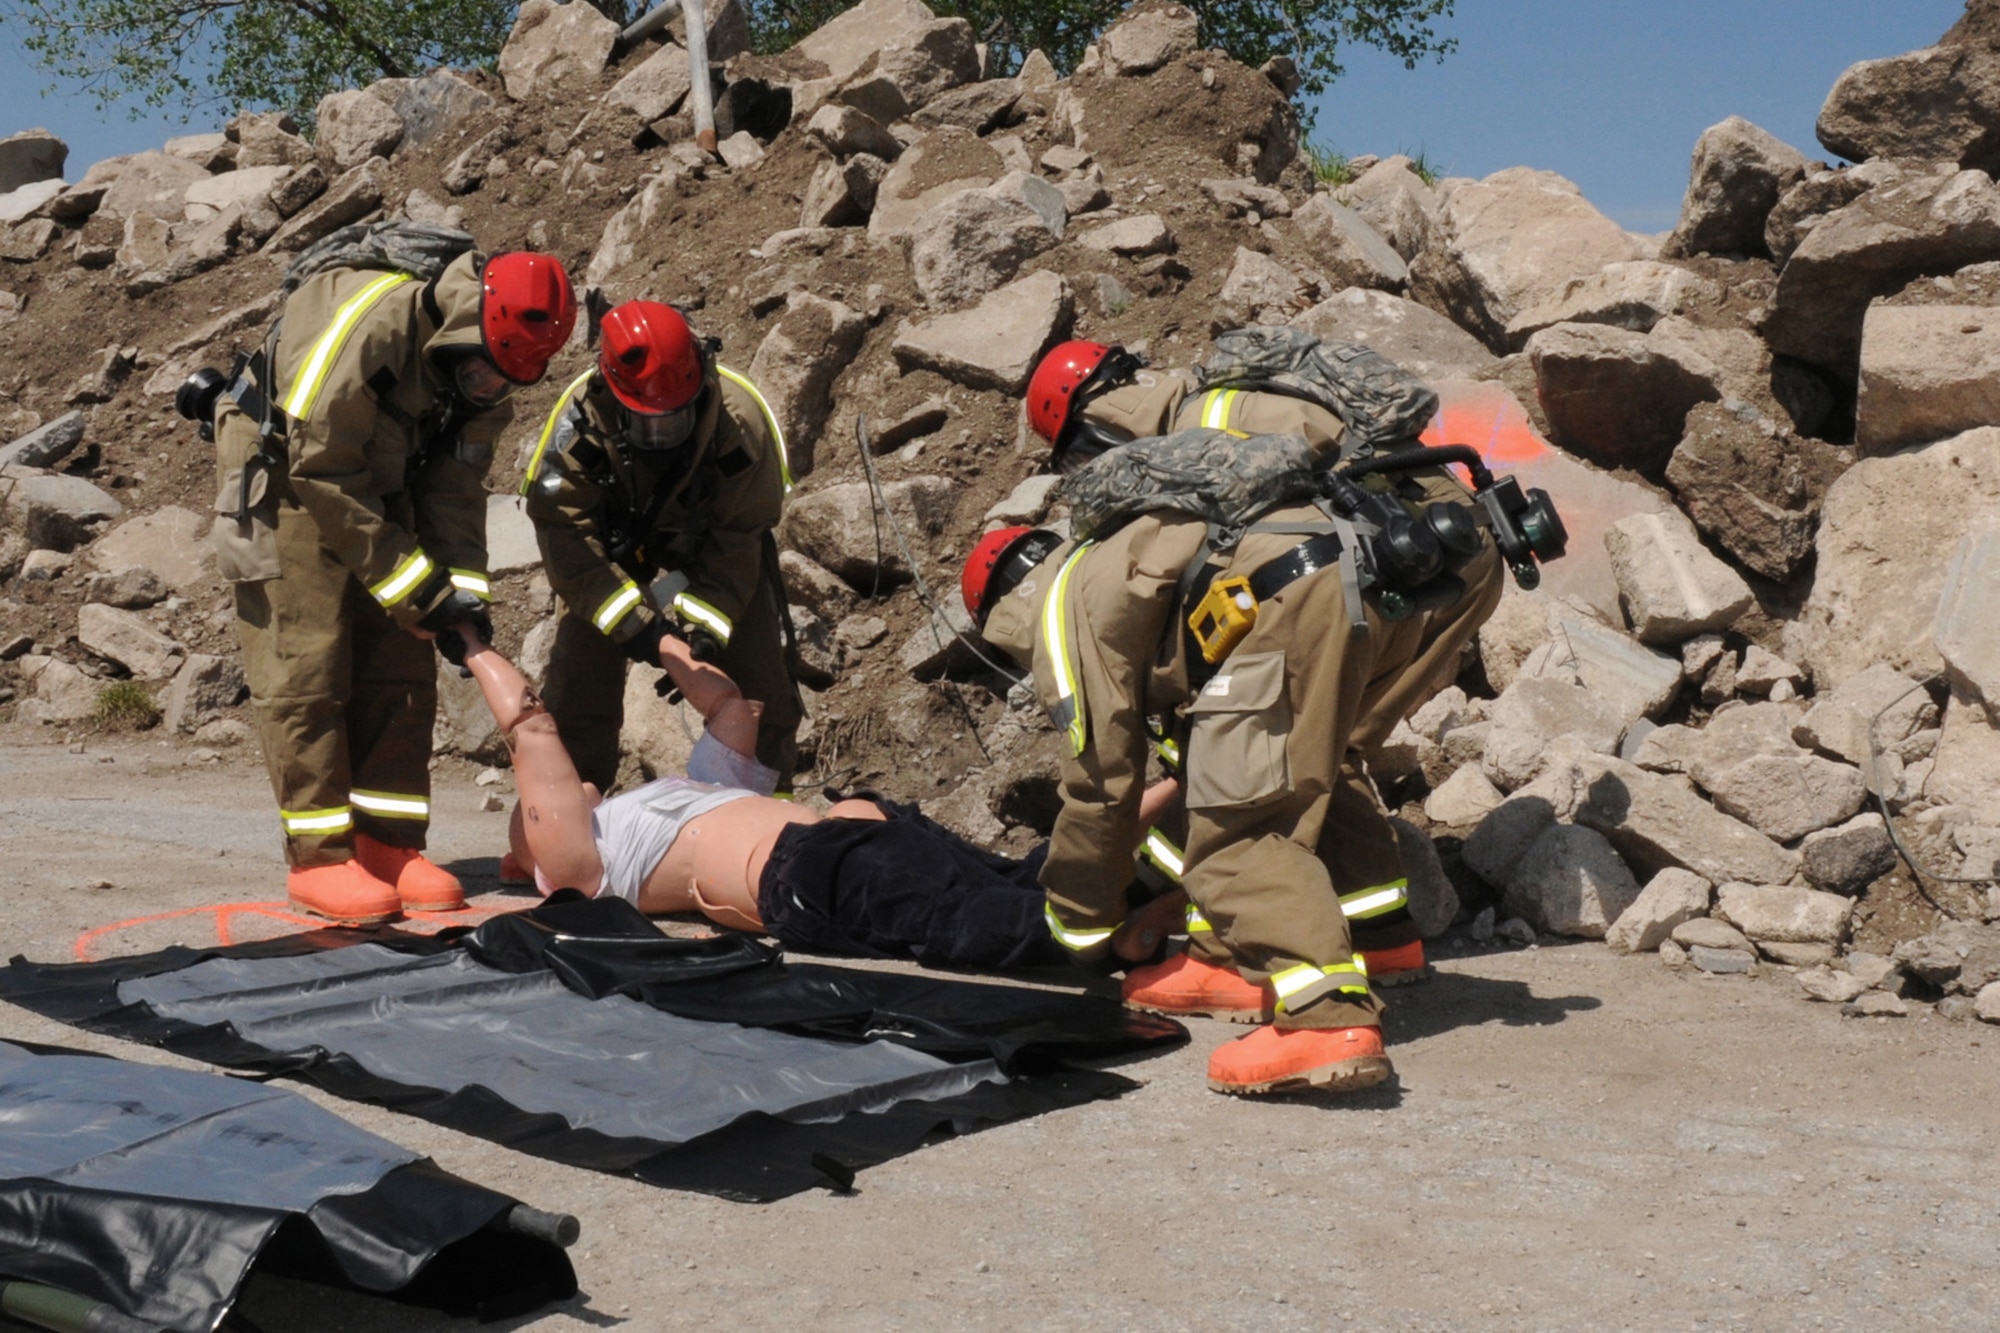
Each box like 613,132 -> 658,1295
175,367 -> 230,442
981,529 -> 1065,625
1051,347 -> 1149,473
1323,443 -> 1567,619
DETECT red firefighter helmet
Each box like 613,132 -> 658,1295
598,300 -> 707,415
480,252 -> 577,385
961,526 -> 1063,626
1026,340 -> 1115,445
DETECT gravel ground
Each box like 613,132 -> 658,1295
3,731 -> 1997,1333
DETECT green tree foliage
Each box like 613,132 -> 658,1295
745,0 -> 1456,104
1,0 -> 519,123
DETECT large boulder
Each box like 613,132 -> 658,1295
0,130 -> 66,195
228,112 -> 316,170
1856,298 -> 2000,454
1661,117 -> 1808,259
313,89 -> 406,172
94,152 -> 208,223
76,604 -> 182,680
907,172 -> 1066,308
1527,320 -> 1725,474
392,70 -> 497,149
1100,3 -> 1200,76
1764,167 -> 2000,380
1499,823 -> 1641,939
830,16 -> 980,122
1409,167 -> 1649,351
1291,288 -> 1497,383
780,476 -> 958,586
87,506 -> 213,590
1936,519 -> 2000,722
1288,193 -> 1407,292
1336,155 -> 1440,261
0,179 -> 64,226
867,127 -> 1007,240
1926,694 -> 2000,826
498,0 -> 620,102
263,158 -> 387,252
745,292 -> 867,477
1603,509 -> 1754,645
793,0 -> 939,85
3,468 -> 122,551
1665,402 -> 1824,583
1796,426 -> 2000,689
1506,261 -> 1722,350
1818,34 -> 2000,174
184,166 -> 292,223
607,40 -> 696,124
891,269 -> 1073,393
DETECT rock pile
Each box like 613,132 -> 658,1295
0,0 -> 1994,985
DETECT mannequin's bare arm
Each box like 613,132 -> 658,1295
459,631 -> 603,890
657,633 -> 760,758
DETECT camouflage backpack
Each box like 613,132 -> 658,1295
281,219 -> 477,292
1193,325 -> 1439,459
1059,426 -> 1322,543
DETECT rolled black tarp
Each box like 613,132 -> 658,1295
0,897 -> 1184,1203
0,1040 -> 577,1333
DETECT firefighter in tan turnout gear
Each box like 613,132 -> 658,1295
522,300 -> 801,797
968,334 -> 1548,1095
207,242 -> 577,924
1022,339 -> 1447,987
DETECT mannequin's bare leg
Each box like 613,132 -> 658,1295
461,632 -> 603,892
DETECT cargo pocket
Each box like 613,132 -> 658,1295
1184,650 -> 1291,809
211,418 -> 283,584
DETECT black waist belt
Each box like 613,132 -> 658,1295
1246,531 -> 1344,602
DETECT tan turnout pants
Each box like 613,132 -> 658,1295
543,571 -> 803,793
235,503 -> 438,868
1180,537 -> 1503,1029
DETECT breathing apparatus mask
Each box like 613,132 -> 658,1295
1322,444 -> 1568,619
447,350 -> 515,409
1051,347 -> 1149,474
622,395 -> 700,455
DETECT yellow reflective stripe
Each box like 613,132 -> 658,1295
369,549 -> 435,607
1142,829 -> 1184,881
521,369 -> 597,494
1270,959 -> 1372,1013
1044,904 -> 1117,953
281,806 -> 353,834
594,581 -> 643,634
280,272 -> 414,423
1339,879 -> 1410,921
717,365 -> 794,494
673,592 -> 734,645
1200,388 -> 1240,432
1153,735 -> 1182,768
1042,543 -> 1093,757
1185,904 -> 1212,933
449,569 -> 492,601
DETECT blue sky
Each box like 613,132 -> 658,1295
1309,0 -> 1968,231
0,1 -> 1973,231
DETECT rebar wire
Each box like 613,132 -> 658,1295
1866,672 -> 1996,915
853,416 -> 1035,763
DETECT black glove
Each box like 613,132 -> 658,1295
621,617 -> 676,667
684,627 -> 722,663
419,590 -> 491,672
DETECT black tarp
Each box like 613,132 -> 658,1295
0,1040 -> 576,1333
0,896 -> 1184,1203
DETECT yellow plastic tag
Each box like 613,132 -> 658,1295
1188,576 -> 1259,664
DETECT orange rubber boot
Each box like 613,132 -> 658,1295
354,834 -> 466,913
287,862 -> 402,926
1362,940 -> 1430,988
1207,1024 -> 1392,1096
498,851 -> 534,887
1122,954 -> 1272,1023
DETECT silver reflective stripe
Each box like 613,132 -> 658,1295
1339,880 -> 1409,921
1142,829 -> 1184,881
1044,903 -> 1116,953
449,569 -> 492,601
594,582 -> 643,634
673,591 -> 734,644
350,790 -> 429,821
1185,904 -> 1213,933
369,550 -> 435,608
